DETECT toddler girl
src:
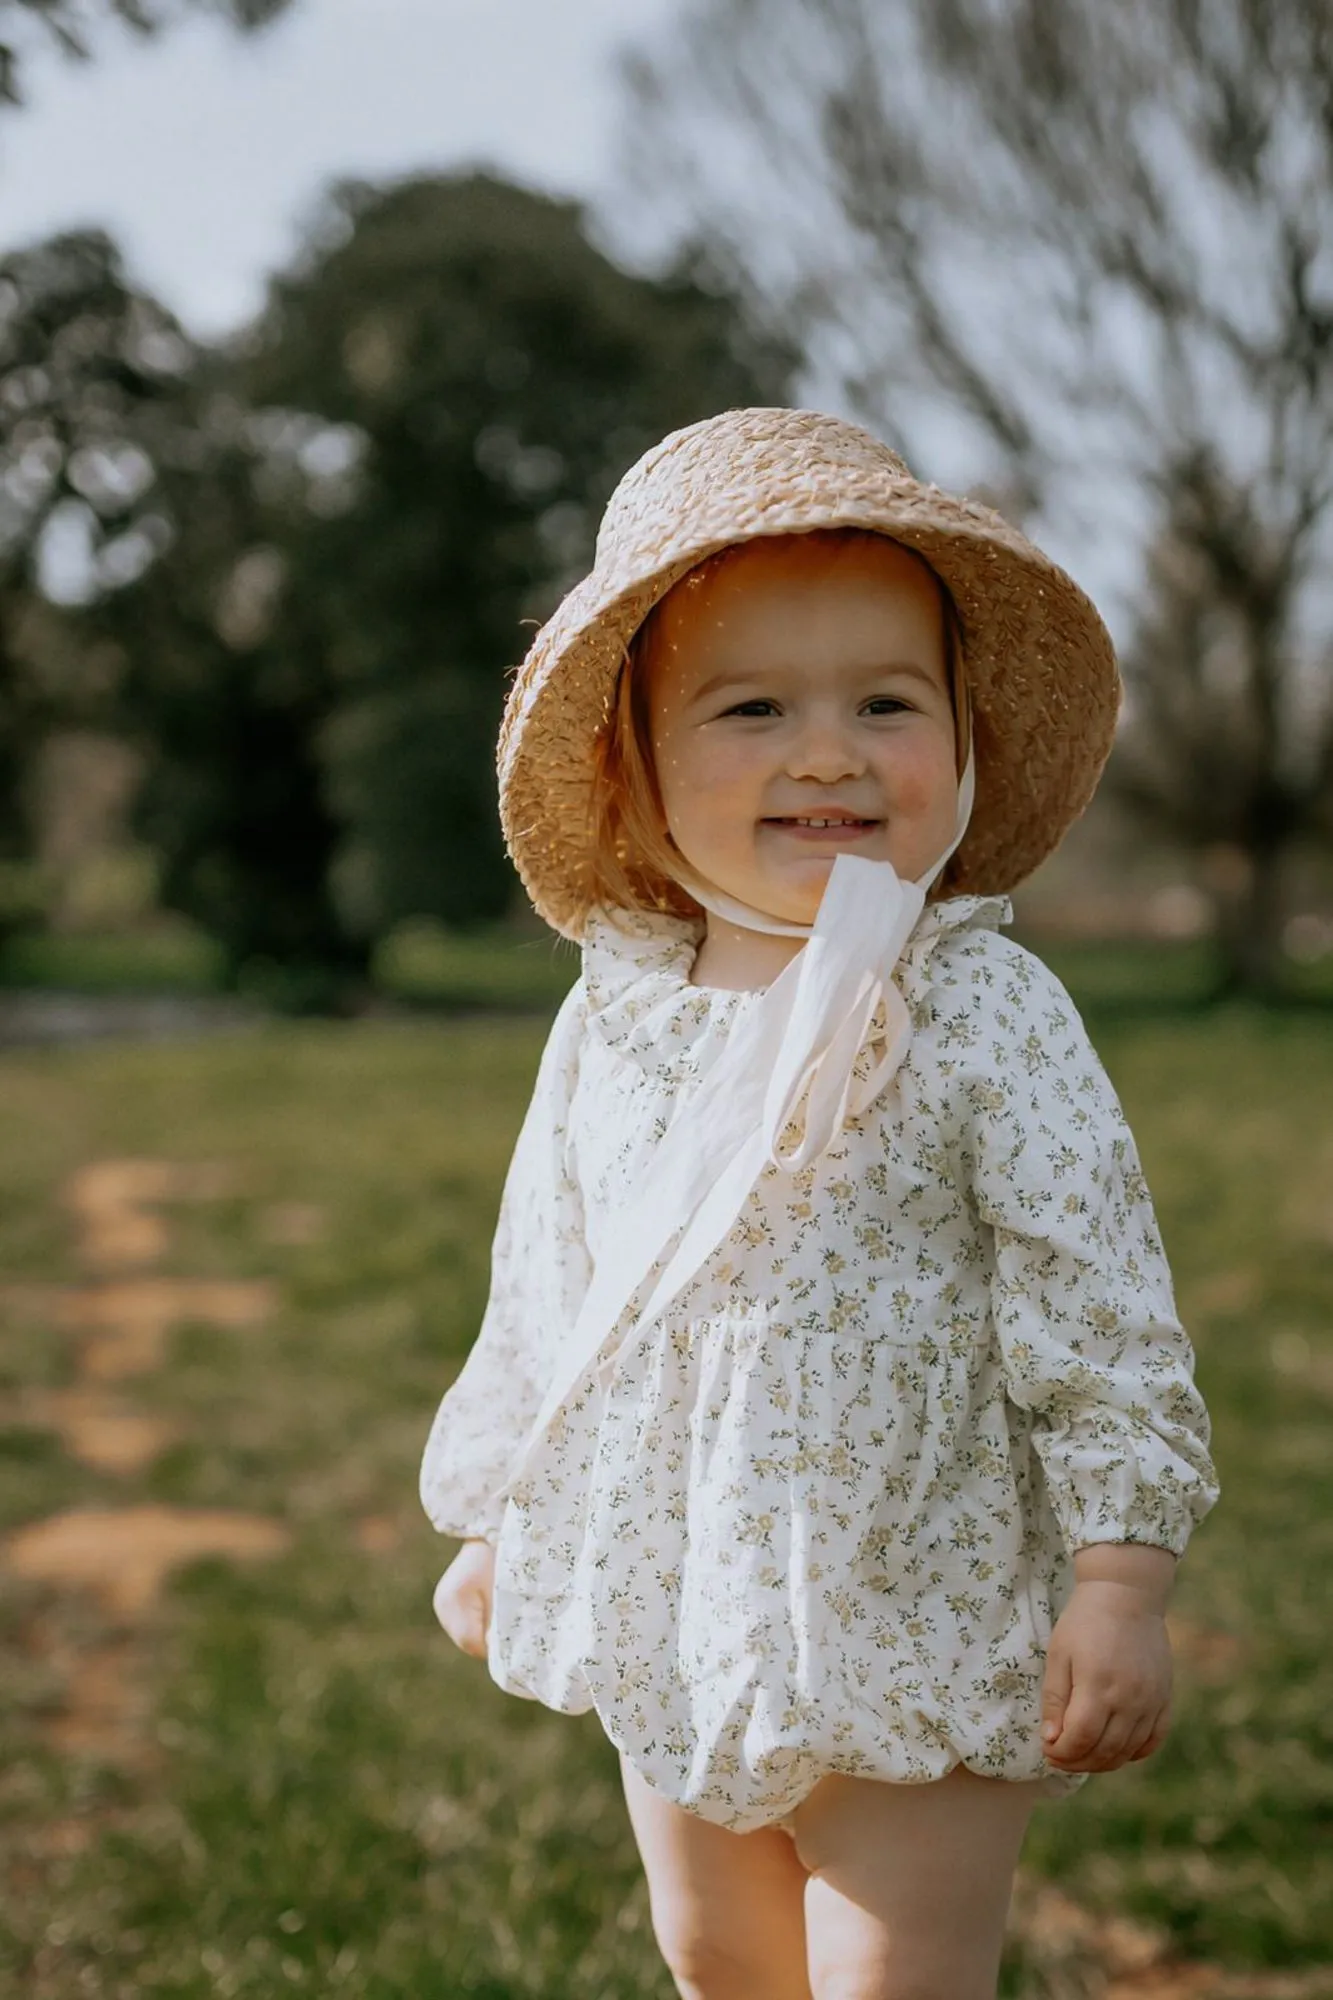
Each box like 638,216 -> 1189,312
420,408 -> 1220,2000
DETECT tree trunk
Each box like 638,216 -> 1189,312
1209,842 -> 1288,1001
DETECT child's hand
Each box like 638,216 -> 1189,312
433,1538 -> 497,1659
1039,1581 -> 1173,1772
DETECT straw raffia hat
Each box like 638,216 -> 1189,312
498,406 -> 1120,940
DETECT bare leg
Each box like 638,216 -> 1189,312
618,1749 -> 814,2000
786,1764 -> 1046,2000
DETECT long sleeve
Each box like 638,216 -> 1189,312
419,978 -> 592,1544
952,938 -> 1220,1560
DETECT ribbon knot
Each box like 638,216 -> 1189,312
759,869 -> 925,1171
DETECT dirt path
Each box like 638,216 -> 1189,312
5,1505 -> 292,1618
1,1157 -> 294,1762
1005,1869 -> 1333,1998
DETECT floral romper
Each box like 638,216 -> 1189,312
420,892 -> 1220,1833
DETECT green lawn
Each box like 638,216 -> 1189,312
0,997 -> 1331,1995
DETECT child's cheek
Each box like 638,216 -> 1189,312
658,736 -> 760,864
697,735 -> 764,795
882,737 -> 958,823
891,764 -> 942,818
673,737 -> 764,825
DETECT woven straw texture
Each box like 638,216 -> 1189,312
498,407 -> 1120,941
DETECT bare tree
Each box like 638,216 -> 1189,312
621,0 -> 1333,994
1,0 -> 295,108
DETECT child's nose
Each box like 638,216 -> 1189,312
785,715 -> 866,781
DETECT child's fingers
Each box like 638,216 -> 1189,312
432,1573 -> 491,1658
1126,1701 -> 1172,1762
454,1592 -> 489,1659
1078,1705 -> 1163,1770
1074,1715 -> 1139,1768
1041,1685 -> 1107,1762
1039,1645 -> 1073,1749
1047,1690 -> 1170,1769
446,1594 -> 488,1658
432,1569 -> 456,1633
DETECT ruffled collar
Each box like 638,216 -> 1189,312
583,892 -> 1012,1078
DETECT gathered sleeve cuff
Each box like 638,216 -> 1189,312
954,942 -> 1221,1561
418,979 -> 592,1544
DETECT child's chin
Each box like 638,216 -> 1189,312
751,873 -> 825,926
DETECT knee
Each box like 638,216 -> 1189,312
809,1947 -> 996,2000
810,1977 -> 982,2000
651,1903 -> 791,2000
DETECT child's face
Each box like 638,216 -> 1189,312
644,533 -> 960,925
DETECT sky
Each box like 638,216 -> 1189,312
0,0 -> 675,340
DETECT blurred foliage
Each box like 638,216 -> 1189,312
0,919 -> 223,993
371,917 -> 580,1014
0,229 -> 198,937
0,223 -> 358,987
5,920 -> 1333,1016
0,0 -> 298,955
227,171 -> 794,945
0,175 -> 793,993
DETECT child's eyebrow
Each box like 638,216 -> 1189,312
689,659 -> 942,703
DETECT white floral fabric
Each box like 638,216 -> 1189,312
420,894 -> 1220,1832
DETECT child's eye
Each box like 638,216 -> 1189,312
719,696 -> 913,719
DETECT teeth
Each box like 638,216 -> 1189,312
789,817 -> 864,827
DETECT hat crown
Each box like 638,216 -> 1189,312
593,406 -> 914,576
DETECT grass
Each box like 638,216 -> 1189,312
0,991 -> 1331,1994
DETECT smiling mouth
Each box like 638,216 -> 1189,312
762,816 -> 882,831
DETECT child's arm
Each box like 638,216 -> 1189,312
960,945 -> 1220,1567
419,978 -> 592,1549
953,941 -> 1220,1772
